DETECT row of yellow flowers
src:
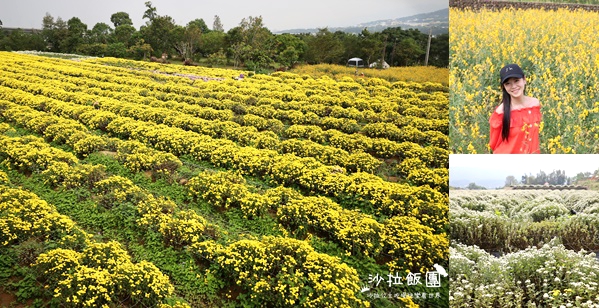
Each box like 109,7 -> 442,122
0,68 -> 447,171
2,52 -> 447,145
4,53 -> 446,122
0,51 -> 448,306
192,236 -> 371,308
3,75 -> 377,172
89,56 -> 251,79
288,64 -> 449,86
0,82 -> 447,220
0,158 -> 179,307
0,99 -> 181,174
188,170 -> 448,273
107,115 -> 447,222
0,123 -> 388,307
0,57 -> 447,162
0,166 -> 83,248
0,123 -> 208,253
87,56 -> 446,103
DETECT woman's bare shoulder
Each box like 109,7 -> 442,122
495,103 -> 504,114
527,96 -> 540,107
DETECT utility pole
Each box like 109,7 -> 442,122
425,28 -> 432,66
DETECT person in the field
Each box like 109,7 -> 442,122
489,64 -> 541,154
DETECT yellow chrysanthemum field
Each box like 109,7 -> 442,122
0,51 -> 448,307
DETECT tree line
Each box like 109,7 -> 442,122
0,2 -> 448,72
506,169 -> 599,187
505,170 -> 570,186
453,169 -> 599,190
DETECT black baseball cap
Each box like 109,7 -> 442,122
500,64 -> 525,84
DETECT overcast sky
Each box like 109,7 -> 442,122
1,0 -> 447,32
450,154 -> 599,188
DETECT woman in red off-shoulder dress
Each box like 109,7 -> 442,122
489,64 -> 542,154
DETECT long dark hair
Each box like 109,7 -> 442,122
501,78 -> 527,141
501,86 -> 511,141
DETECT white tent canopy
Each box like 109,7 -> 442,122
369,60 -> 390,69
347,57 -> 364,67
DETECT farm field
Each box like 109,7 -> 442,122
449,189 -> 599,307
0,51 -> 449,307
289,64 -> 449,86
449,6 -> 599,154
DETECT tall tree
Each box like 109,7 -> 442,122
547,170 -> 566,185
113,24 -> 136,47
274,34 -> 306,67
140,1 -> 176,56
358,29 -> 384,65
505,175 -> 518,187
54,17 -> 69,52
226,26 -> 244,67
338,32 -> 361,64
395,37 -> 425,66
212,15 -> 224,32
109,11 -> 135,47
172,22 -> 203,61
42,14 -> 68,52
143,1 -> 158,22
110,12 -> 133,28
141,15 -> 176,56
41,13 -> 55,49
89,22 -> 112,44
201,31 -> 226,57
187,19 -> 210,34
229,16 -> 273,71
305,28 -> 344,64
64,17 -> 88,53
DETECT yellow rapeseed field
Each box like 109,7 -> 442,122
292,64 -> 449,86
450,8 -> 599,154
